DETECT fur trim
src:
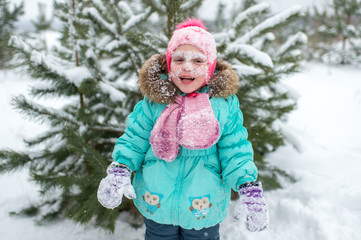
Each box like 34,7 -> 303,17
138,54 -> 239,104
138,54 -> 177,104
208,60 -> 239,98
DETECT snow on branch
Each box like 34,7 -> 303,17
147,0 -> 167,13
99,81 -> 126,102
232,2 -> 269,29
9,35 -> 33,54
180,0 -> 201,11
92,0 -> 108,13
214,3 -> 269,42
237,5 -> 302,43
118,1 -> 134,17
233,64 -> 263,77
83,7 -> 117,35
30,50 -> 91,87
214,30 -> 234,43
104,38 -> 128,52
277,32 -> 308,56
12,95 -> 79,127
227,43 -> 273,68
97,35 -> 113,50
274,119 -> 303,152
122,7 -> 152,33
24,127 -> 63,146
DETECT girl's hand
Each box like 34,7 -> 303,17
97,162 -> 136,209
232,181 -> 269,232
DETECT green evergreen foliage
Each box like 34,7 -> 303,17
0,0 -> 202,232
31,3 -> 53,52
0,0 -> 24,69
309,0 -> 361,64
142,0 -> 203,38
213,1 -> 306,189
1,0 -> 141,231
0,0 -> 305,232
32,3 -> 52,32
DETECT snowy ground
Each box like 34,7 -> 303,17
1,62 -> 361,239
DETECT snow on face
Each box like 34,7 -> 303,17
169,45 -> 208,93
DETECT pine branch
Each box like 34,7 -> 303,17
237,5 -> 302,43
227,43 -> 274,69
88,126 -> 124,134
122,7 -> 152,33
180,0 -> 203,11
12,95 -> 80,127
63,126 -> 107,174
117,2 -> 134,17
110,1 -> 124,35
232,2 -> 269,30
83,7 -> 117,35
277,32 -> 308,56
0,150 -> 32,173
24,128 -> 62,147
144,0 -> 167,14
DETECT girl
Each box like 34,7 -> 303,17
97,18 -> 269,239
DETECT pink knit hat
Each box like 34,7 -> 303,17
166,18 -> 217,82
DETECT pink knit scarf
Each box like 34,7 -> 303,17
150,93 -> 220,162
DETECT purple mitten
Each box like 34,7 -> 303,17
97,162 -> 136,209
233,181 -> 269,232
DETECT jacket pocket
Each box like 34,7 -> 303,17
143,158 -> 157,167
141,158 -> 157,174
203,163 -> 221,178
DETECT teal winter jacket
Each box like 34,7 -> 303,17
112,54 -> 257,230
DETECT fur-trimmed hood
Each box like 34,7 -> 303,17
138,54 -> 239,104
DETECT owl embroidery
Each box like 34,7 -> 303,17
189,194 -> 212,220
143,189 -> 163,215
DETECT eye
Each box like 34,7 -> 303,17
193,58 -> 205,64
173,58 -> 184,62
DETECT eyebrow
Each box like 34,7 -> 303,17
172,50 -> 207,61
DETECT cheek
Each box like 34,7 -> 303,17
193,65 -> 208,77
169,63 -> 181,80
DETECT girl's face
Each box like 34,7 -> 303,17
169,45 -> 208,93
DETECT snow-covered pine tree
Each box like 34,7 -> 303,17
142,0 -> 204,38
1,0 -> 305,230
0,0 -> 203,232
82,0 -> 156,110
31,3 -> 53,52
0,0 -> 24,69
310,0 -> 361,64
0,0 -> 145,231
32,3 -> 52,33
214,1 -> 307,189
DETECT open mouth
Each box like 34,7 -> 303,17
180,77 -> 195,85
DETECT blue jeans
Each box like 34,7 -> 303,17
144,218 -> 220,240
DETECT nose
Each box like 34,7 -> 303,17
182,62 -> 192,71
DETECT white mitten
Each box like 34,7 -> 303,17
97,162 -> 136,209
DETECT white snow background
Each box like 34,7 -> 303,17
2,0 -> 361,239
